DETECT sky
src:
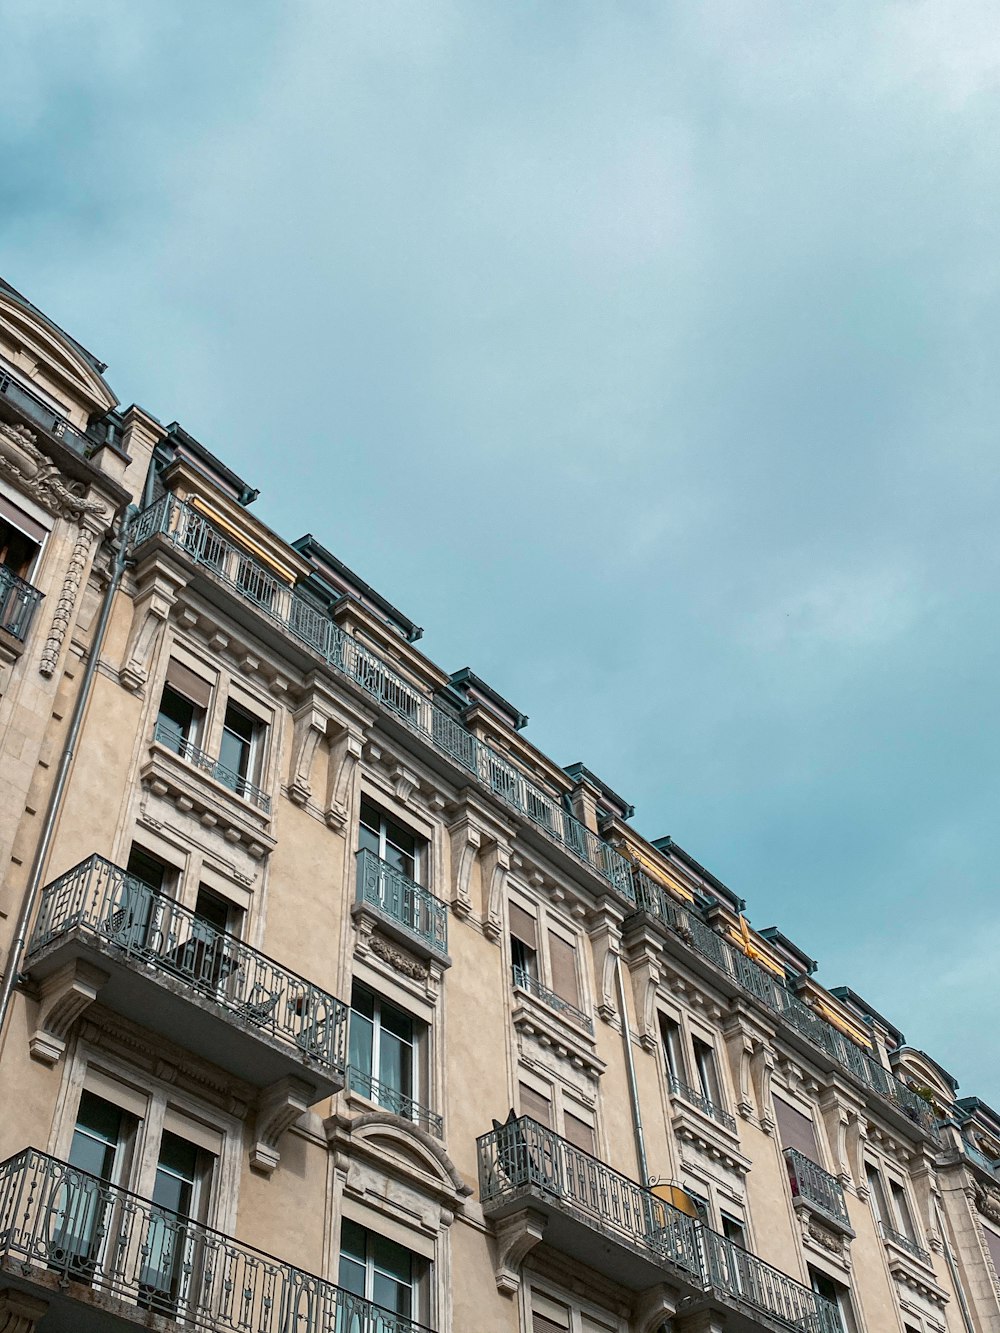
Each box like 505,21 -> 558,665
3,1 -> 999,1105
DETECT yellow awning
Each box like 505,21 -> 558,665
189,496 -> 298,583
650,1182 -> 702,1218
728,916 -> 787,979
811,999 -> 873,1050
622,844 -> 695,903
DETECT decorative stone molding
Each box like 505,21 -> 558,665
723,1003 -> 776,1130
0,1288 -> 49,1333
632,1286 -> 682,1333
120,550 -> 189,691
673,1114 -> 750,1177
481,838 -> 512,942
448,814 -> 480,919
250,1075 -> 315,1175
287,702 -> 329,806
39,509 -> 107,677
139,742 -> 275,860
366,930 -> 428,981
621,921 -> 661,1052
512,992 -> 605,1084
0,421 -> 106,522
29,958 -> 109,1065
587,895 -> 626,1023
819,1079 -> 866,1188
325,724 -> 365,829
973,1179 -> 1000,1225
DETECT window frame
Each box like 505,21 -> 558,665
507,890 -> 587,1019
348,981 -> 429,1124
358,793 -> 426,885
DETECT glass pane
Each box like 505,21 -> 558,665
69,1092 -> 123,1179
372,1270 -> 412,1317
380,1001 -> 413,1045
338,1253 -> 366,1297
349,1012 -> 374,1079
379,1032 -> 412,1099
358,823 -> 381,858
219,728 -> 250,780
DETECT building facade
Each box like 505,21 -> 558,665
0,275 -> 998,1333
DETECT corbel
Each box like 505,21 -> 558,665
447,815 -> 480,919
0,1288 -> 49,1333
29,959 -> 109,1066
287,703 -> 330,806
819,1079 -> 865,1187
324,725 -> 365,830
587,896 -> 626,1023
482,838 -> 512,942
119,551 -> 188,691
249,1075 -> 315,1175
621,924 -> 661,1051
390,761 -> 420,805
490,1207 -> 546,1295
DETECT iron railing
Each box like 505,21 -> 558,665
154,720 -> 271,812
477,1118 -> 840,1332
129,495 -> 635,900
962,1141 -> 999,1176
699,1227 -> 842,1333
347,1066 -> 443,1138
0,563 -> 43,642
511,966 -> 594,1035
879,1221 -> 931,1264
355,849 -> 448,957
680,914 -> 939,1139
27,854 -> 348,1076
784,1148 -> 851,1229
0,1147 -> 434,1333
0,368 -> 90,455
629,867 -> 684,930
667,1074 -> 737,1134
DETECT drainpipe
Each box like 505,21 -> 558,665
616,951 -> 649,1184
0,502 -> 136,1048
934,1197 -> 977,1333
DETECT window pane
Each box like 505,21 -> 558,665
338,1254 -> 366,1297
372,1271 -> 411,1317
70,1092 -> 124,1179
340,1219 -> 367,1264
380,1000 -> 413,1045
379,1032 -> 412,1099
358,823 -> 381,858
349,1012 -> 374,1080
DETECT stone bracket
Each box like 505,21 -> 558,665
490,1207 -> 546,1295
29,958 -> 109,1066
0,1288 -> 49,1333
250,1075 -> 315,1175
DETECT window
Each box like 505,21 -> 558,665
721,1213 -> 747,1249
774,1093 -> 820,1161
218,701 -> 264,794
889,1180 -> 917,1243
692,1037 -> 723,1108
338,1218 -> 422,1319
0,510 -> 41,579
531,1291 -> 617,1333
508,898 -> 587,1026
547,929 -> 580,1011
509,902 -> 538,981
142,1130 -> 214,1314
349,983 -> 426,1121
660,1016 -> 685,1082
809,1267 -> 858,1333
156,659 -> 212,755
518,1081 -> 552,1129
866,1161 -> 922,1250
359,796 -> 422,880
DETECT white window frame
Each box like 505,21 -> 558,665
523,1276 -> 627,1333
507,889 -> 587,1016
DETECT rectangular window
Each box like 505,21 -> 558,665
359,796 -> 421,880
510,903 -> 539,981
338,1218 -> 420,1319
157,658 -> 212,755
58,1091 -> 138,1280
547,931 -> 580,1008
774,1094 -> 820,1161
349,983 -> 425,1120
0,510 -> 42,579
809,1267 -> 857,1333
218,701 -> 264,793
692,1037 -> 723,1108
519,1081 -> 553,1129
889,1180 -> 917,1243
109,845 -> 175,953
141,1130 -> 214,1314
660,1016 -> 685,1082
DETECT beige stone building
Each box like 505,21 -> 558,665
0,274 -> 997,1333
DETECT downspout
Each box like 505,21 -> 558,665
616,950 -> 649,1185
934,1196 -> 977,1333
0,502 -> 136,1048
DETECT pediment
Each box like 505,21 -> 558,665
0,293 -> 117,418
325,1111 -> 472,1210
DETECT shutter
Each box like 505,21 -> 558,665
0,493 -> 48,544
162,1106 -> 224,1157
533,1318 -> 565,1333
531,1293 -> 570,1328
165,658 -> 213,710
509,903 -> 538,951
518,1082 -> 552,1127
83,1067 -> 149,1120
547,931 -> 580,1006
773,1094 -> 819,1159
581,1317 -> 616,1333
983,1226 -> 1000,1276
564,1112 -> 596,1155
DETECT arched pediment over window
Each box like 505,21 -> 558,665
891,1048 -> 957,1116
325,1111 -> 473,1218
0,289 -> 118,426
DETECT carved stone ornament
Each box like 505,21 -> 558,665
369,932 -> 429,981
0,421 -> 107,522
0,1288 -> 49,1333
973,1179 -> 1000,1225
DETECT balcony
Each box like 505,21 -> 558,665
784,1149 -> 853,1233
512,966 -> 594,1035
346,1065 -> 443,1138
0,563 -> 43,643
129,495 -> 636,901
353,848 -> 449,963
668,1074 -> 737,1135
0,1147 -> 434,1333
879,1222 -> 931,1265
679,915 -> 940,1140
477,1117 -> 840,1332
154,720 -> 270,812
24,855 -> 347,1099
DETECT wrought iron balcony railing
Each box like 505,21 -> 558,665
477,1117 -> 840,1332
355,849 -> 448,958
154,720 -> 271,813
667,1074 -> 737,1134
784,1148 -> 851,1230
0,563 -> 43,642
0,367 -> 90,455
879,1221 -> 931,1264
347,1065 -> 443,1137
27,854 -> 348,1076
629,867 -> 684,930
0,1147 -> 434,1333
129,495 -> 635,901
680,914 -> 940,1140
962,1140 -> 999,1176
511,966 -> 594,1035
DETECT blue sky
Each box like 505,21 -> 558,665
4,2 -> 998,1104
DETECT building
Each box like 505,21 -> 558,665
0,274 -> 998,1333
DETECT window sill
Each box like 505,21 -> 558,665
140,742 -> 276,859
510,987 -> 605,1080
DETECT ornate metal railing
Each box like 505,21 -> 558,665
154,720 -> 271,813
667,1074 -> 737,1134
355,849 -> 448,957
347,1066 -> 443,1137
477,1116 -> 701,1276
0,368 -> 90,455
477,1118 -> 840,1331
511,966 -> 594,1035
130,495 -> 635,900
679,913 -> 939,1139
0,563 -> 43,642
630,867 -> 684,930
784,1148 -> 851,1229
0,1148 -> 434,1333
699,1227 -> 842,1333
879,1221 -> 931,1263
27,854 -> 348,1076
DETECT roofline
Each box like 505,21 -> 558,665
293,533 -> 422,643
652,837 -> 745,911
449,668 -> 528,730
828,986 -> 905,1046
894,1045 -> 959,1094
564,762 -> 634,819
161,423 -> 259,506
758,926 -> 817,976
0,275 -> 111,379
